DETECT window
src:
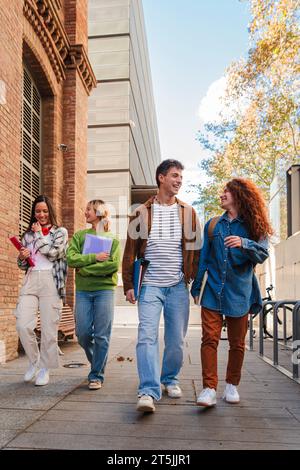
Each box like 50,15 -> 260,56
19,68 -> 41,237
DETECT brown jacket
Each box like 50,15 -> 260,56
122,196 -> 201,294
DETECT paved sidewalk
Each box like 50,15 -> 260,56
1,308 -> 300,450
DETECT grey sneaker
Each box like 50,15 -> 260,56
136,395 -> 155,412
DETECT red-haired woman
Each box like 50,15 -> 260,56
191,178 -> 273,407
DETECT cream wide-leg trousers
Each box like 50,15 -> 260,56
15,270 -> 62,369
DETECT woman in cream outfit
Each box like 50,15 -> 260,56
15,195 -> 68,386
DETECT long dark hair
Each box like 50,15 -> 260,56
24,195 -> 59,235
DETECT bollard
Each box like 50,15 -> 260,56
273,302 -> 279,366
249,314 -> 254,351
0,340 -> 6,364
259,305 -> 264,356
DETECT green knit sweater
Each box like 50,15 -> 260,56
66,229 -> 121,291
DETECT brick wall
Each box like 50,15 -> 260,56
63,70 -> 88,308
0,0 -> 91,359
64,0 -> 88,48
0,0 -> 24,361
62,0 -> 90,308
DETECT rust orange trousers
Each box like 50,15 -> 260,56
201,307 -> 249,390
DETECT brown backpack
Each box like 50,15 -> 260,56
207,216 -> 221,240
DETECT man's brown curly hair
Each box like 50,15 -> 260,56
226,178 -> 274,241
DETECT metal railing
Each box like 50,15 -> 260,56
257,300 -> 300,383
292,301 -> 300,380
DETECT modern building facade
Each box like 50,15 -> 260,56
0,0 -> 96,361
87,0 -> 161,242
257,165 -> 300,303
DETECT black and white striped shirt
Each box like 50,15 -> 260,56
143,203 -> 183,287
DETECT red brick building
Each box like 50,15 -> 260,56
0,0 -> 96,361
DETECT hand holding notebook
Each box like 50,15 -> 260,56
133,258 -> 150,300
82,233 -> 113,256
9,236 -> 35,267
197,270 -> 208,306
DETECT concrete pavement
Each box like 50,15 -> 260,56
1,306 -> 300,450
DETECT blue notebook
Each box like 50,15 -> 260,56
82,234 -> 113,255
133,258 -> 150,299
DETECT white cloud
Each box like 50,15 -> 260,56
176,79 -> 230,203
162,76 -> 244,205
198,75 -> 250,125
180,167 -> 209,207
198,76 -> 227,123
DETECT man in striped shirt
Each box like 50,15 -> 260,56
122,159 -> 201,412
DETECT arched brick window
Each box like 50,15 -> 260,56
19,68 -> 41,237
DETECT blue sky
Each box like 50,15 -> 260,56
142,0 -> 251,203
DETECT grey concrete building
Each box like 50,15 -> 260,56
87,0 -> 161,238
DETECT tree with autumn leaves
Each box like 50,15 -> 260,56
194,0 -> 300,231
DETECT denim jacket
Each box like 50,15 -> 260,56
191,212 -> 269,317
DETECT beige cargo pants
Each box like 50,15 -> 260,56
15,270 -> 62,369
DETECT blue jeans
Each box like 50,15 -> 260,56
75,290 -> 114,382
137,280 -> 190,400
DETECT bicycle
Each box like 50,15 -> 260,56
261,284 -> 293,341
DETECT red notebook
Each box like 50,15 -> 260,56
9,236 -> 35,267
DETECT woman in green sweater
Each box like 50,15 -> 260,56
67,200 -> 120,390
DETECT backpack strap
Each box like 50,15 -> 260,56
208,216 -> 221,240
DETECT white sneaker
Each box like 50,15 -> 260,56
35,368 -> 49,386
197,387 -> 217,407
222,383 -> 240,403
165,384 -> 182,398
24,363 -> 39,382
136,395 -> 155,412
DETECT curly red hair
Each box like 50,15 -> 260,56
226,178 -> 273,241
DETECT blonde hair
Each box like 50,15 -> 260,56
88,199 -> 110,232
